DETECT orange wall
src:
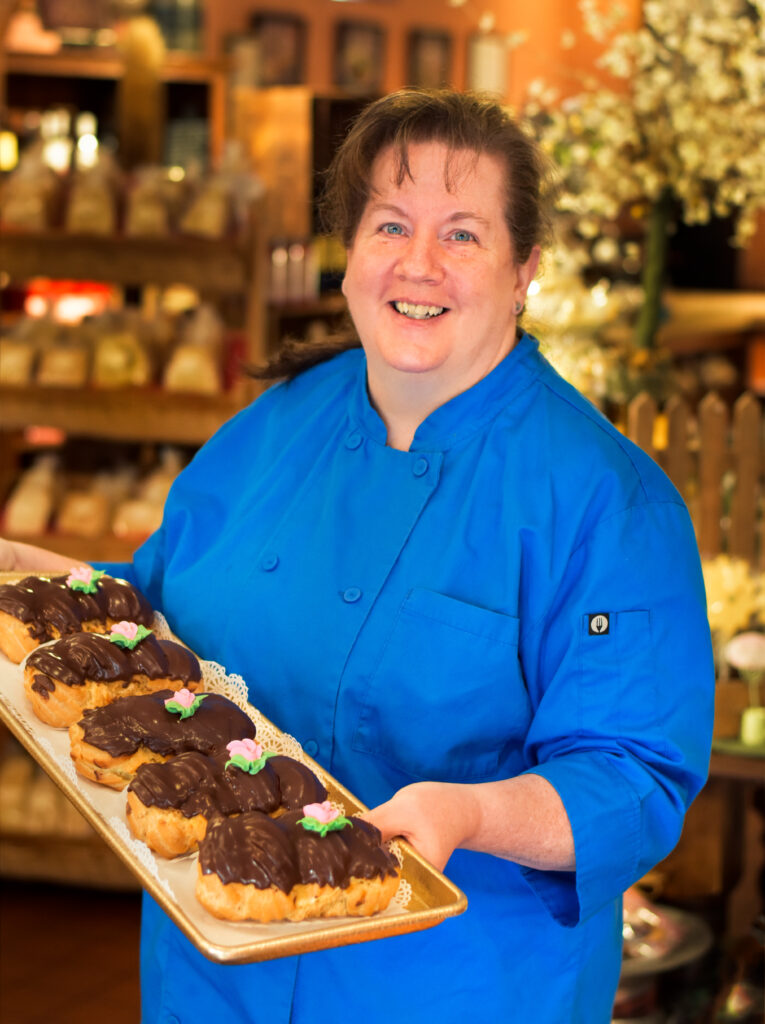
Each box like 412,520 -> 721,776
204,0 -> 642,107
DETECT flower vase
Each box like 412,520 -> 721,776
740,671 -> 765,747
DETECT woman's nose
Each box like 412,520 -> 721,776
395,233 -> 444,283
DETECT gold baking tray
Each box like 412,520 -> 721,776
0,572 -> 467,963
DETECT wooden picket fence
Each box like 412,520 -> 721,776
625,391 -> 764,568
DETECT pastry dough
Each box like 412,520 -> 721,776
69,689 -> 256,790
196,810 -> 400,922
0,571 -> 153,664
126,749 -> 327,858
23,629 -> 201,728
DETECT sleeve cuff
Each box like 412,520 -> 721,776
520,753 -> 641,926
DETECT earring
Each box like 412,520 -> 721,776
514,301 -> 523,315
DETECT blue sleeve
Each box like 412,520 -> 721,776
518,499 -> 714,926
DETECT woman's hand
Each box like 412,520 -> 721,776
362,782 -> 480,871
0,538 -> 89,573
363,774 -> 576,874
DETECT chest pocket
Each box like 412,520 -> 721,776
352,588 -> 529,783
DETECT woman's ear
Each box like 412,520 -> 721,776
341,249 -> 352,298
516,245 -> 541,304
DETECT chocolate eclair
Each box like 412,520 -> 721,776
69,689 -> 257,790
196,805 -> 400,923
0,569 -> 153,664
126,743 -> 328,859
24,623 -> 201,728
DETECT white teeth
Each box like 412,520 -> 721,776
393,301 -> 445,320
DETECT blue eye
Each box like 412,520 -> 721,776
381,223 -> 404,235
450,229 -> 476,242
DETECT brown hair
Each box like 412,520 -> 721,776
252,89 -> 554,381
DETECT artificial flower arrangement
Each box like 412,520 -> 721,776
521,0 -> 765,350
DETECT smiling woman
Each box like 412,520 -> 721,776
0,89 -> 715,1024
340,141 -> 539,449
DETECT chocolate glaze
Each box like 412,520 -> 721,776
200,812 -> 299,892
128,748 -> 328,823
285,810 -> 399,888
31,673 -> 55,700
27,632 -> 201,695
78,690 -> 256,758
128,750 -> 282,819
268,755 -> 327,809
0,574 -> 152,644
198,809 -> 399,891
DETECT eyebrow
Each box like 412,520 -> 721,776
367,202 -> 490,227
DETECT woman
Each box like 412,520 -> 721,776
2,90 -> 714,1023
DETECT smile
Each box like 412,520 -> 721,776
391,301 -> 446,320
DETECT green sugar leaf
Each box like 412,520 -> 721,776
224,751 -> 275,775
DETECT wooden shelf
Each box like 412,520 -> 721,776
4,49 -> 227,84
0,385 -> 252,443
658,290 -> 765,343
3,532 -> 142,564
0,229 -> 251,294
710,744 -> 765,782
0,833 -> 138,889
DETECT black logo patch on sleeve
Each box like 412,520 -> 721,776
588,613 -> 610,635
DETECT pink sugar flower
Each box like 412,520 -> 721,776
166,688 -> 195,709
67,567 -> 93,587
227,738 -> 263,761
111,621 -> 138,641
302,801 -> 340,825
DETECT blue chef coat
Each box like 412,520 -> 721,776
99,333 -> 714,1024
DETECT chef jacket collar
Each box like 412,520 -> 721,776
350,332 -> 542,452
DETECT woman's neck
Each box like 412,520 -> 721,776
367,369 -> 448,451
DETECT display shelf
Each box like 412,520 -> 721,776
2,532 -> 143,564
2,47 -> 229,163
710,744 -> 765,781
658,290 -> 765,347
0,228 -> 251,295
0,385 -> 252,444
0,723 -> 137,888
0,832 -> 139,889
3,49 -> 227,83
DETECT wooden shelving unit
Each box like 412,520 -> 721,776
4,49 -> 227,83
0,386 -> 249,444
0,216 -> 267,562
0,228 -> 252,295
2,532 -> 139,563
1,45 -> 229,165
0,36 -> 263,887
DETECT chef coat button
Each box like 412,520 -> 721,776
303,739 -> 319,757
343,587 -> 362,603
261,554 -> 279,572
345,431 -> 363,450
413,457 -> 429,477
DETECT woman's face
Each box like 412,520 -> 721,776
342,141 -> 539,403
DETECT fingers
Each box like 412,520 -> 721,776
361,798 -> 449,871
358,801 -> 401,843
